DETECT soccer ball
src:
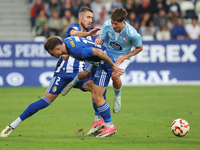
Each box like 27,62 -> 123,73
171,118 -> 189,137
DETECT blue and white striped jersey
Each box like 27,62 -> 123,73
54,56 -> 85,75
54,23 -> 94,76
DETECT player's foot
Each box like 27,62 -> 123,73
61,81 -> 74,96
0,124 -> 14,137
87,119 -> 105,136
113,96 -> 121,113
96,125 -> 117,137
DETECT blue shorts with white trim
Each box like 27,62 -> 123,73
46,72 -> 90,95
90,63 -> 113,87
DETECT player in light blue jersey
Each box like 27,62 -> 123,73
95,7 -> 143,113
44,36 -> 124,137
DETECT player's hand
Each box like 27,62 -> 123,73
112,64 -> 124,76
115,55 -> 127,65
88,28 -> 101,37
95,38 -> 104,46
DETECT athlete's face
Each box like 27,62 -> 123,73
48,48 -> 62,58
111,19 -> 125,33
79,11 -> 93,31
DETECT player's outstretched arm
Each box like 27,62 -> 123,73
94,38 -> 104,46
116,45 -> 143,65
70,28 -> 101,37
92,48 -> 124,76
87,28 -> 101,37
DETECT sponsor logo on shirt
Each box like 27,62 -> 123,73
110,42 -> 122,50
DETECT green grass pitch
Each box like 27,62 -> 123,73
0,86 -> 200,150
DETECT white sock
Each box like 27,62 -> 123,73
104,121 -> 114,128
114,87 -> 122,98
10,117 -> 22,129
94,115 -> 102,122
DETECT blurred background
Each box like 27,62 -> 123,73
0,0 -> 200,87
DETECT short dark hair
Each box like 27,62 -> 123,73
78,7 -> 93,16
44,36 -> 62,51
110,7 -> 128,22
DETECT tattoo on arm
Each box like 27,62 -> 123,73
93,48 -> 114,67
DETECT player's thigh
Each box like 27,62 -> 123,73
74,78 -> 91,91
90,65 -> 111,87
46,75 -> 74,95
116,59 -> 131,80
92,83 -> 107,97
117,59 -> 131,70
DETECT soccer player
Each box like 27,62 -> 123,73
64,7 -> 99,88
63,7 -> 115,136
95,7 -> 143,113
0,7 -> 103,138
44,36 -> 124,137
56,7 -> 114,136
0,54 -> 91,137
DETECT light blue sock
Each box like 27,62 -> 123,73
19,96 -> 52,121
114,87 -> 122,98
72,75 -> 82,85
97,102 -> 111,123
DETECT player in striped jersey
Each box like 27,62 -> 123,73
43,36 -> 124,137
62,7 -> 115,136
0,7 -> 100,138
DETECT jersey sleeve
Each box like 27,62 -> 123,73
131,31 -> 142,48
65,23 -> 79,38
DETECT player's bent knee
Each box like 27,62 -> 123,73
92,95 -> 103,106
78,71 -> 90,80
91,93 -> 101,101
111,72 -> 120,81
82,81 -> 91,92
84,71 -> 91,79
43,92 -> 58,102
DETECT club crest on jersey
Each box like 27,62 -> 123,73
86,36 -> 92,40
122,36 -> 127,43
52,86 -> 57,92
108,33 -> 112,37
73,26 -> 78,30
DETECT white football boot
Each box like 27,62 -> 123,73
113,96 -> 121,113
0,124 -> 14,137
